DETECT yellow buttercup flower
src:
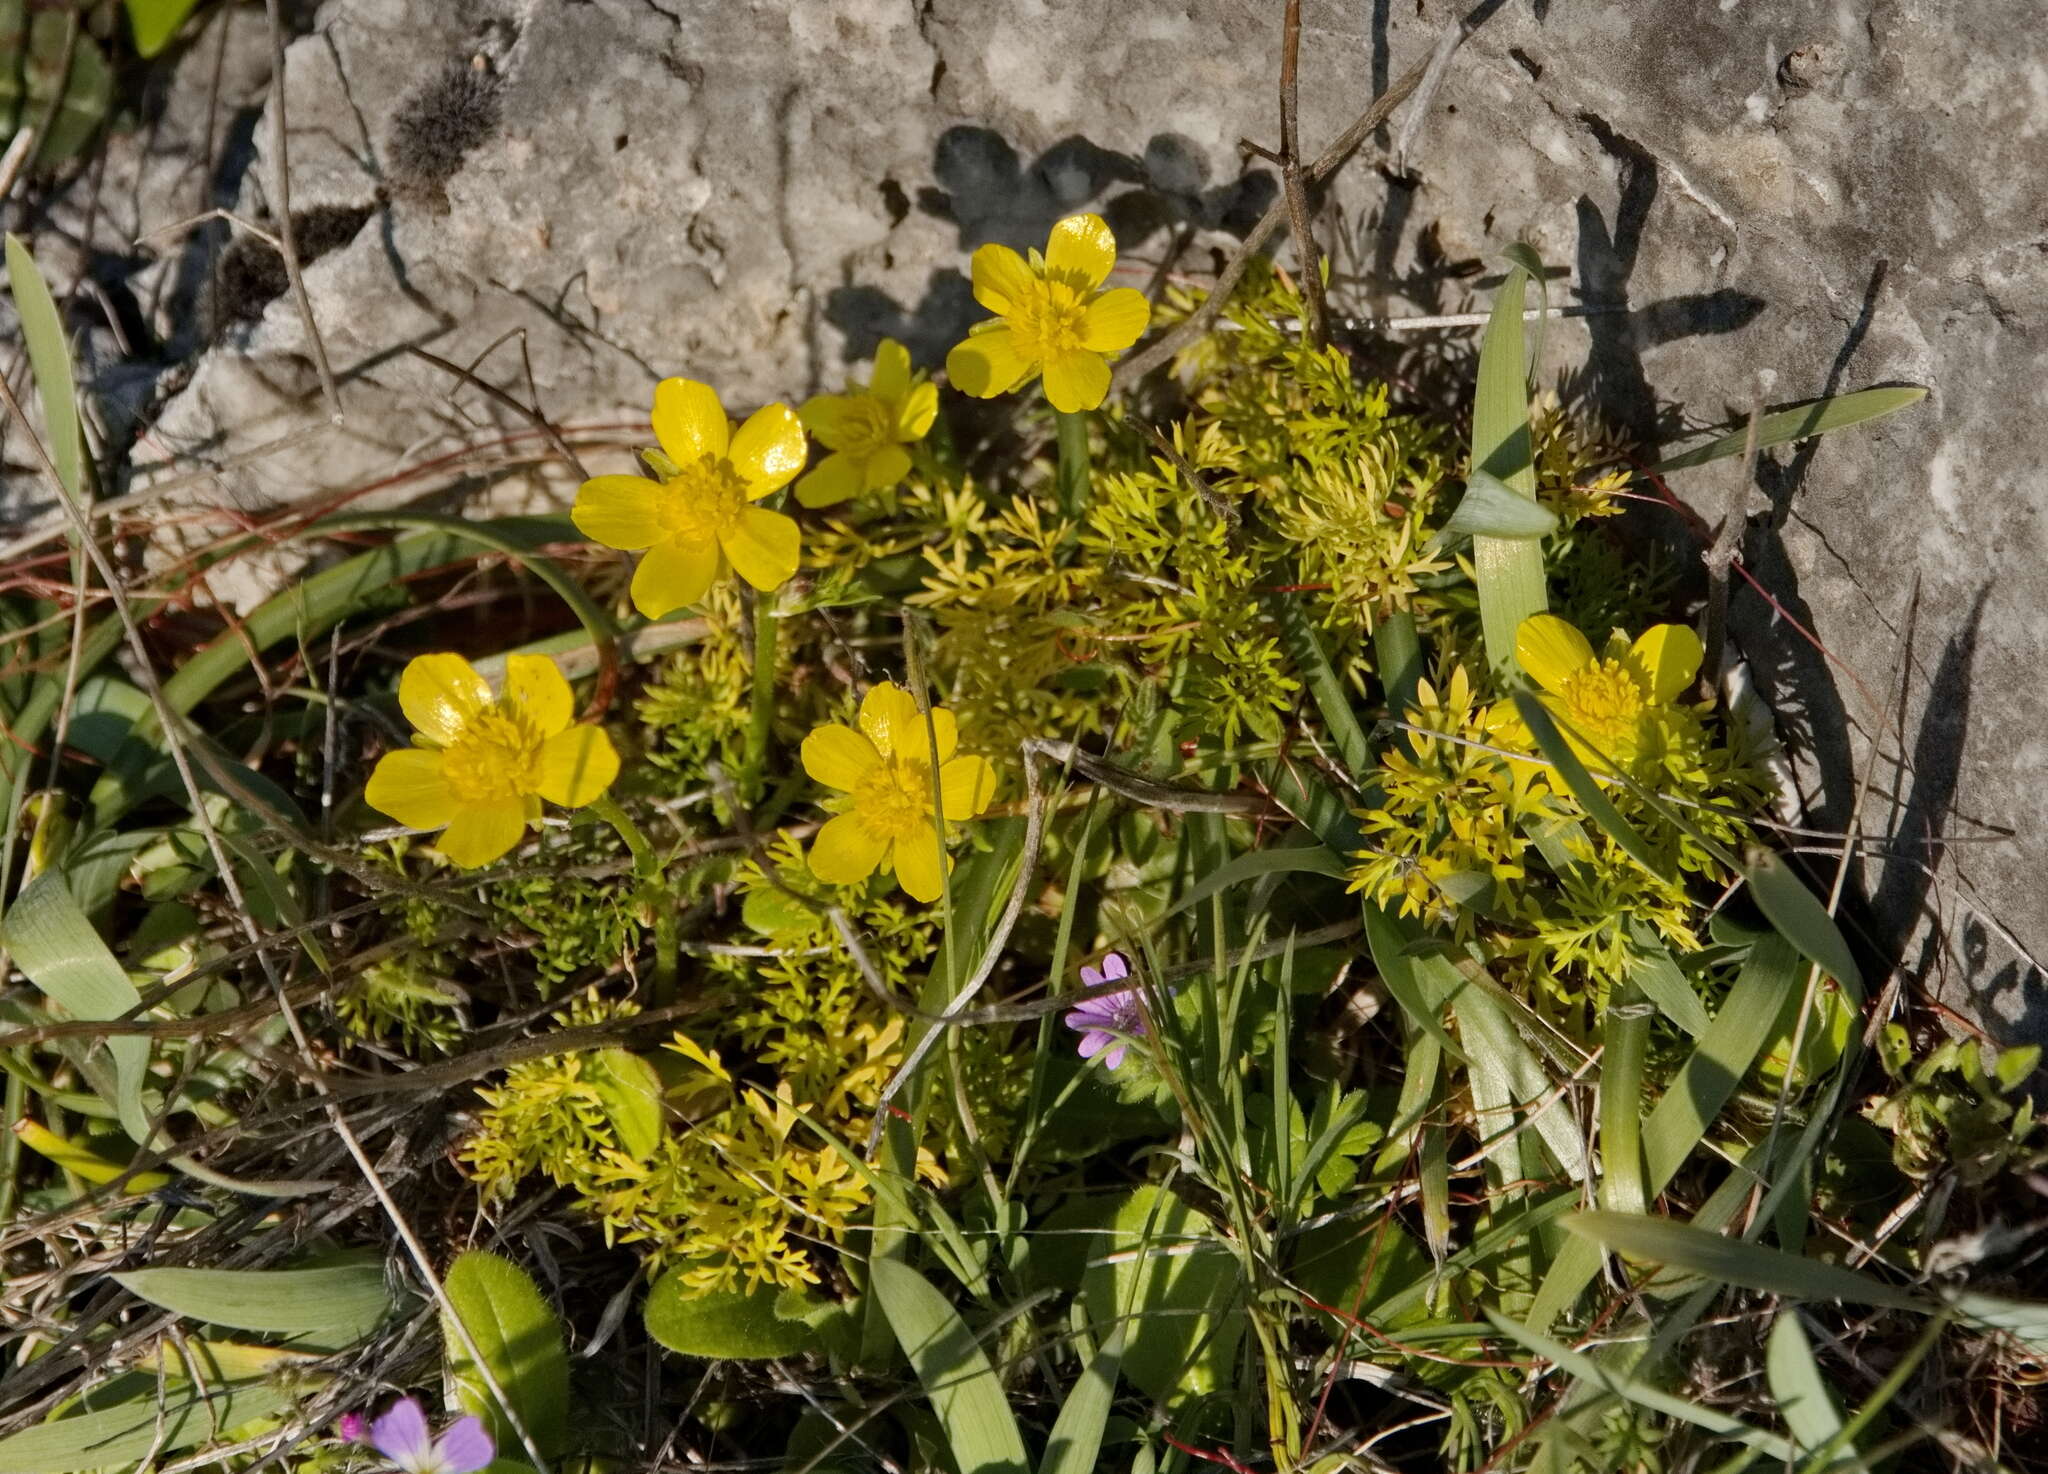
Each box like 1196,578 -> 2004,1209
1514,613 -> 1703,772
574,379 -> 806,619
365,653 -> 619,868
800,683 -> 997,903
795,339 -> 938,508
945,213 -> 1151,413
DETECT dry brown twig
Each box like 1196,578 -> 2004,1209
1112,48 -> 1433,390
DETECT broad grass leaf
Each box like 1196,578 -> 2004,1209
4,234 -> 82,497
1564,1212 -> 1927,1312
871,1256 -> 1029,1474
0,873 -> 151,1147
643,1269 -> 818,1359
585,1049 -> 663,1158
1078,1185 -> 1244,1404
442,1249 -> 571,1460
1470,253 -> 1547,674
1742,846 -> 1864,1001
1650,386 -> 1926,473
1766,1311 -> 1851,1460
114,1259 -> 395,1342
1441,468 -> 1560,541
0,1379 -> 290,1473
1943,1290 -> 2048,1353
123,0 -> 204,56
1037,1324 -> 1122,1474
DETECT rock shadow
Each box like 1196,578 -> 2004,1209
825,126 -> 1278,369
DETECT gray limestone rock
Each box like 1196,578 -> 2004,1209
5,0 -> 2042,1042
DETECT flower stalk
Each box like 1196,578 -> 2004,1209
742,587 -> 779,805
1054,409 -> 1092,523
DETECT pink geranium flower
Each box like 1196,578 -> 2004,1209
341,1397 -> 493,1474
1062,952 -> 1152,1070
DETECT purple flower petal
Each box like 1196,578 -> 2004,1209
1078,964 -> 1104,989
1076,1029 -> 1113,1059
1099,951 -> 1130,982
369,1398 -> 433,1466
1101,1041 -> 1127,1070
432,1415 -> 496,1474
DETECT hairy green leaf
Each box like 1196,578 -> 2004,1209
442,1249 -> 570,1459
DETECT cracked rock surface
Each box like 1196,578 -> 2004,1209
7,0 -> 2044,1042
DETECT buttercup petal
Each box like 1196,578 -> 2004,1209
946,327 -> 1032,399
1044,213 -> 1116,289
1628,623 -> 1704,703
572,475 -> 664,551
651,378 -> 730,466
863,444 -> 913,492
1515,614 -> 1595,695
858,683 -> 924,759
794,451 -> 864,509
437,800 -> 529,869
810,812 -> 889,886
631,537 -> 721,619
889,821 -> 948,903
432,1416 -> 496,1474
937,753 -> 995,819
364,749 -> 455,832
719,506 -> 801,591
730,403 -> 808,496
367,1398 -> 433,1464
502,654 -> 574,735
969,242 -> 1036,316
899,380 -> 939,440
1041,348 -> 1111,413
399,653 -> 490,746
801,723 -> 882,791
869,338 -> 912,402
536,725 -> 620,808
1080,287 -> 1151,352
797,392 -> 859,449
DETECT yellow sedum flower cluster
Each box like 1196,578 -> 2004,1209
365,653 -> 619,868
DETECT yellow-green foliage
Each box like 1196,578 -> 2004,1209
462,838 -> 1024,1293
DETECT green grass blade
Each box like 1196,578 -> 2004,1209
1511,691 -> 1673,881
1599,979 -> 1650,1216
1632,939 -> 1711,1037
1470,255 -> 1546,674
1641,935 -> 1802,1188
441,1249 -> 571,1460
1650,387 -> 1927,474
1766,1310 -> 1851,1461
0,873 -> 150,1148
1741,846 -> 1863,1001
1271,586 -> 1372,780
871,1256 -> 1029,1474
1483,1307 -> 1797,1461
1038,1325 -> 1123,1474
1163,841 -> 1345,922
1564,1212 -> 1927,1312
1531,936 -> 1803,1329
1442,468 -> 1560,541
4,234 -> 83,499
113,1259 -> 395,1342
